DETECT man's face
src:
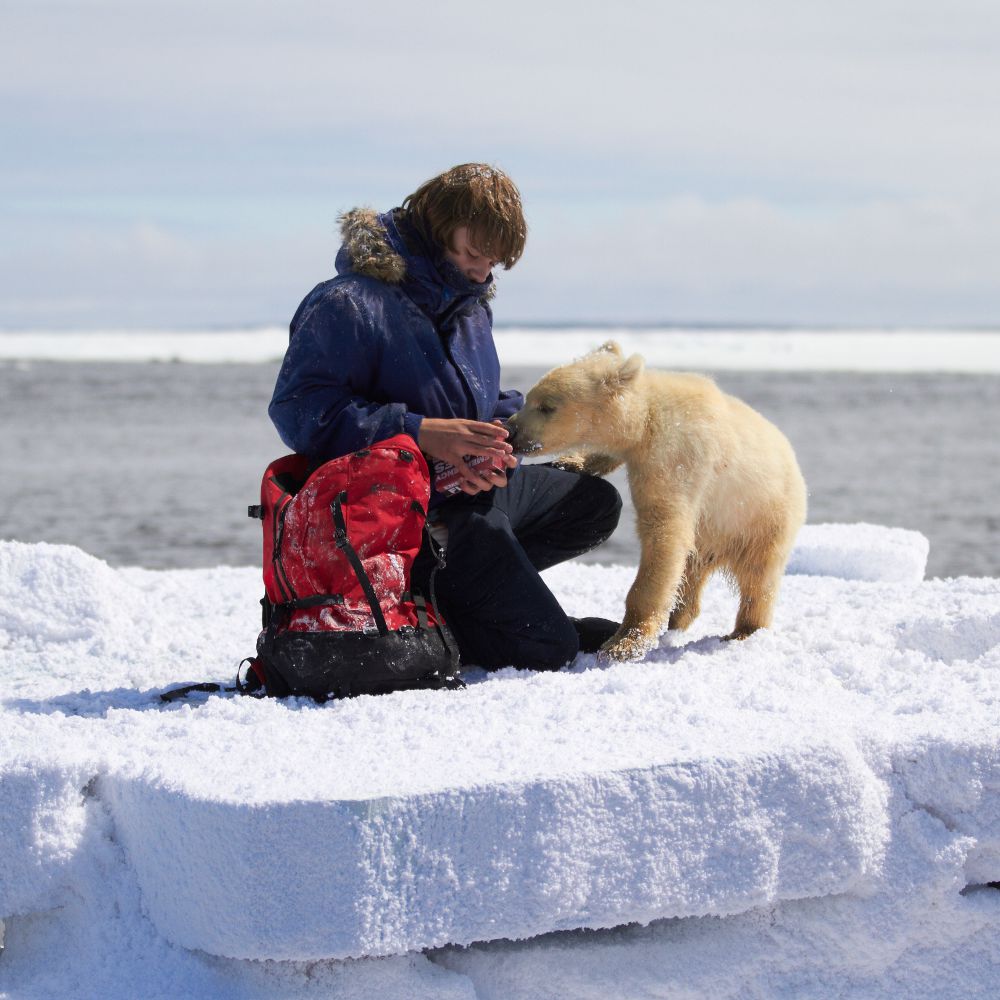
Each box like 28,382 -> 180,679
443,226 -> 498,283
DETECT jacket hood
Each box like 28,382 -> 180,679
335,208 -> 408,284
335,207 -> 495,306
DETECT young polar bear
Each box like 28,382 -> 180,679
505,342 -> 807,661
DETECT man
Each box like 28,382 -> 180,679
269,163 -> 620,670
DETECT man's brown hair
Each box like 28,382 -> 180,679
402,163 -> 527,269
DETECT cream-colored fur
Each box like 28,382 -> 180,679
505,342 -> 807,661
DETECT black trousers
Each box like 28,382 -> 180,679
412,464 -> 622,671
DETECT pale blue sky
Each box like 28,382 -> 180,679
3,0 -> 999,328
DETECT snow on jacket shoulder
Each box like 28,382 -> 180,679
268,207 -> 523,463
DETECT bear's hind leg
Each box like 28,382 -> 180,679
668,553 -> 715,631
726,538 -> 789,640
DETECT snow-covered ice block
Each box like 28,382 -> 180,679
436,738 -> 1000,1000
787,522 -> 929,582
892,737 -> 1000,887
99,724 -> 886,960
3,537 -> 1000,986
0,758 -> 88,917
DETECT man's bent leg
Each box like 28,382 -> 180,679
414,500 -> 580,671
413,467 -> 621,670
492,464 -> 622,571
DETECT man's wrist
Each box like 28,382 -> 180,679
403,411 -> 424,444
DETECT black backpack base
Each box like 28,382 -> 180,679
257,627 -> 462,701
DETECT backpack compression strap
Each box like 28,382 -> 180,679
159,656 -> 265,703
159,682 -> 233,703
331,491 -> 389,636
423,524 -> 461,676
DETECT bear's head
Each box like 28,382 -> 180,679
506,341 -> 645,456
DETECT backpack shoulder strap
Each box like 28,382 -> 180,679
331,490 -> 389,635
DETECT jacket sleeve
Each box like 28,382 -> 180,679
268,288 -> 422,460
492,388 -> 524,422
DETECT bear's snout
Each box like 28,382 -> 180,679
504,417 -> 542,456
504,416 -> 524,452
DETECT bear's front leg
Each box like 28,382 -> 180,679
552,451 -> 623,477
601,508 -> 695,661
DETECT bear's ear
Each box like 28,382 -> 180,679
590,340 -> 623,357
616,353 -> 644,384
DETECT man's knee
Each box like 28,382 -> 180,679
487,620 -> 579,672
573,476 -> 622,544
593,477 -> 623,535
525,617 -> 580,671
438,580 -> 580,672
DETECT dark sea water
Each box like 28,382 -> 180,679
2,361 -> 998,578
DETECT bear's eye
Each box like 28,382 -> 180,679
536,402 -> 557,416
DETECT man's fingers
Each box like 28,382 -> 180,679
468,433 -> 512,455
455,457 -> 506,492
459,444 -> 511,465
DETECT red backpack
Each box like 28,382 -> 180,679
241,434 -> 461,700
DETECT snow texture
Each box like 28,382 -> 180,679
1,526 -> 999,998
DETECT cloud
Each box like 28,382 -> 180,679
504,193 -> 1000,324
0,214 -> 334,328
2,0 -> 999,325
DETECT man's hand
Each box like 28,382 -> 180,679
418,418 -> 518,494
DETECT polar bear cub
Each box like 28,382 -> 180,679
505,342 -> 807,661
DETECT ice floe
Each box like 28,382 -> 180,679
1,526 -> 998,997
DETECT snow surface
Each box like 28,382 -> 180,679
1,525 -> 999,998
1,326 -> 998,371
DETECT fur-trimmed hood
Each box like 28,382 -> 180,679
336,207 -> 408,284
335,207 -> 496,306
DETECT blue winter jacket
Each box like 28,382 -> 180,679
269,208 -> 524,476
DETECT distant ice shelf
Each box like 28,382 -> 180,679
1,326 -> 999,372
